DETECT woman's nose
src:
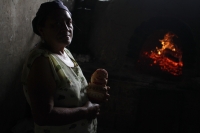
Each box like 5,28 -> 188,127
61,22 -> 70,31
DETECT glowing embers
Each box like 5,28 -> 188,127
141,32 -> 183,76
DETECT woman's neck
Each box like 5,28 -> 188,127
38,41 -> 65,55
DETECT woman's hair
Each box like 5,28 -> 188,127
32,0 -> 71,36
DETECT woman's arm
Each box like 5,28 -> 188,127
27,55 -> 99,126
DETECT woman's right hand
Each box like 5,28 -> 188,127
84,101 -> 100,120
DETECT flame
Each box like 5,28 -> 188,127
144,32 -> 183,76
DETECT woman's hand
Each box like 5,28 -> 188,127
100,85 -> 111,102
84,101 -> 100,120
104,86 -> 110,102
87,84 -> 111,104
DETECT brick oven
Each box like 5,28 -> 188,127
128,17 -> 196,80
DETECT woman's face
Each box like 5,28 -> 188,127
39,9 -> 73,47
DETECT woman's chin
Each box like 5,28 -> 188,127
59,38 -> 72,46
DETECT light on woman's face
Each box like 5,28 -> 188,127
42,10 -> 73,46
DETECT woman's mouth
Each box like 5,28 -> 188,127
60,34 -> 71,39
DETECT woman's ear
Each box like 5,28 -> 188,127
37,26 -> 44,37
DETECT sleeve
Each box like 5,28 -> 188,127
21,49 -> 59,86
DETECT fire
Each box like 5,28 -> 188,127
145,32 -> 183,76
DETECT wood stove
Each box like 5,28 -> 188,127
128,17 -> 196,80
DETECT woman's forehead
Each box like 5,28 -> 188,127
48,9 -> 71,20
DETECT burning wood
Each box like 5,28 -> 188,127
144,32 -> 183,76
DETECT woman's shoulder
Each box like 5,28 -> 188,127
23,46 -> 51,70
21,46 -> 50,85
28,46 -> 51,60
30,46 -> 50,55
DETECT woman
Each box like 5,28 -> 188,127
21,0 -> 110,133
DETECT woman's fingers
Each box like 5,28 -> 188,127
85,102 -> 101,119
106,86 -> 111,90
87,84 -> 111,103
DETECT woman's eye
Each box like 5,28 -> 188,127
51,20 -> 73,29
56,22 -> 61,26
52,22 -> 62,29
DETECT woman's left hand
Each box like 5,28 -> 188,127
87,84 -> 111,104
104,86 -> 110,102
